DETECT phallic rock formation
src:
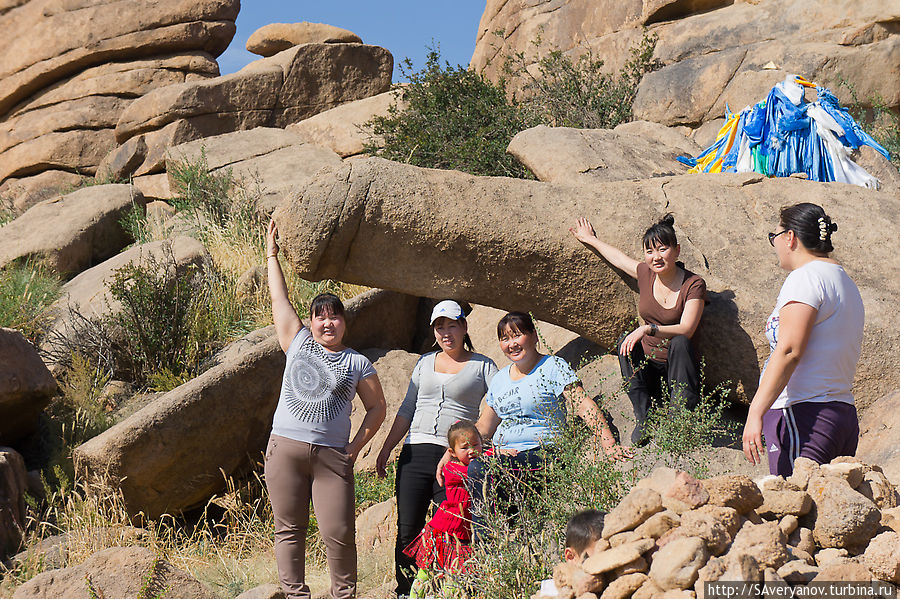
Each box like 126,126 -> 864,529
246,22 -> 363,57
0,0 -> 239,204
535,459 -> 900,599
0,184 -> 142,276
471,0 -> 900,128
0,329 -> 57,445
72,290 -> 421,518
104,42 -> 393,182
11,545 -> 216,599
274,157 -> 900,405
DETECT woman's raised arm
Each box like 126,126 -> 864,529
569,217 -> 640,280
267,219 -> 303,352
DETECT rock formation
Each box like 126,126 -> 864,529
0,329 -> 57,444
246,22 -> 363,56
11,545 -> 216,599
0,184 -> 142,276
0,0 -> 239,205
471,0 -> 900,129
274,157 -> 900,405
535,459 -> 900,599
0,447 -> 26,557
164,127 -> 342,211
104,42 -> 393,182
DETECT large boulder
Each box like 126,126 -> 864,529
11,545 -> 216,599
274,157 -> 900,404
72,290 -> 422,518
165,127 -> 342,211
111,43 -> 393,178
0,447 -> 26,558
73,331 -> 285,519
507,124 -> 700,183
247,22 -> 363,57
287,90 -> 403,158
0,0 -> 237,193
856,390 -> 900,485
471,0 -> 900,128
0,184 -> 142,276
0,329 -> 57,445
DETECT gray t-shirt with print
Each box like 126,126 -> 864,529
271,327 -> 377,448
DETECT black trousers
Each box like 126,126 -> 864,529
394,443 -> 447,594
617,334 -> 700,437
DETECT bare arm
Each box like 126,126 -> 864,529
570,218 -> 640,279
267,219 -> 302,353
347,374 -> 387,463
375,414 -> 411,478
619,297 -> 706,355
564,384 -> 634,459
742,301 -> 817,465
436,405 -> 503,486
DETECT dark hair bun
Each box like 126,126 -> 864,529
660,213 -> 675,227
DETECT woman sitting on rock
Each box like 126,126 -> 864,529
742,203 -> 864,476
570,214 -> 708,445
441,311 -> 632,540
264,219 -> 387,599
375,300 -> 497,597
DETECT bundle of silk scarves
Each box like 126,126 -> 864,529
677,75 -> 891,189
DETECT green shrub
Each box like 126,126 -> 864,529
515,32 -> 659,129
841,80 -> 900,170
641,362 -> 737,478
0,193 -> 16,226
458,417 -> 627,599
168,150 -> 234,228
365,34 -> 659,179
0,263 -> 61,343
365,49 -> 534,178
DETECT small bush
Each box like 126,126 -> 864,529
642,365 -> 737,478
365,48 -> 534,178
0,194 -> 16,226
841,80 -> 900,170
514,32 -> 659,129
168,150 -> 234,228
459,417 -> 627,599
0,263 -> 61,343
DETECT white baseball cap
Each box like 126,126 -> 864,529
430,300 -> 464,324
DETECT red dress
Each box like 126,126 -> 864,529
403,461 -> 473,572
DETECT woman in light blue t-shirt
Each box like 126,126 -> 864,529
455,311 -> 632,539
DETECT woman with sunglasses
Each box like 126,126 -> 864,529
743,203 -> 864,476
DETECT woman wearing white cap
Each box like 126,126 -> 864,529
376,300 -> 497,596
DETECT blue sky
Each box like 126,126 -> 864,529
218,1 -> 487,81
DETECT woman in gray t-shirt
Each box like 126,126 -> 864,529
265,219 -> 387,599
375,300 -> 497,595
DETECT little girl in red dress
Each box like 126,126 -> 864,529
403,421 -> 483,595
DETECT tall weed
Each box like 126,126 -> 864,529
0,263 -> 61,343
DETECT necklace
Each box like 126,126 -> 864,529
654,270 -> 684,308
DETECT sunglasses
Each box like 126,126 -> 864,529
768,230 -> 789,246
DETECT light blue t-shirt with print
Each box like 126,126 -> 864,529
486,355 -> 579,452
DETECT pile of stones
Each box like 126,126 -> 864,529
539,457 -> 900,599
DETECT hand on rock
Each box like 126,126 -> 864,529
569,217 -> 597,244
266,218 -> 280,258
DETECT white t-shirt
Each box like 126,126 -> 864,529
763,260 -> 864,410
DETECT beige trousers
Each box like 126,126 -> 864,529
265,434 -> 357,599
